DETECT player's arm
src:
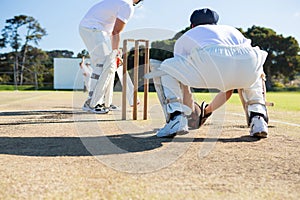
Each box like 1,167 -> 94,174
111,18 -> 126,50
205,90 -> 233,114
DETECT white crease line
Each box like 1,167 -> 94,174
230,113 -> 300,127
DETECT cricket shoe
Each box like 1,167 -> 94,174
156,114 -> 188,138
92,104 -> 109,114
249,115 -> 268,138
82,101 -> 93,112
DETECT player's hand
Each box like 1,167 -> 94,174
116,57 -> 123,68
116,49 -> 123,68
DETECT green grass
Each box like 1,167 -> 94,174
0,85 -> 35,90
192,91 -> 300,112
1,88 -> 299,111
266,92 -> 300,111
0,84 -> 54,90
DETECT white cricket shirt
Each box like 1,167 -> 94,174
174,25 -> 252,57
79,0 -> 134,34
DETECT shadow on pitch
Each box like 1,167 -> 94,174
0,110 -> 125,125
0,132 -> 260,157
0,110 -> 79,116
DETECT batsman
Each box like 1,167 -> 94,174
79,0 -> 144,114
147,8 -> 270,138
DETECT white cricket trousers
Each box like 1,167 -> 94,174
159,44 -> 268,116
79,26 -> 115,107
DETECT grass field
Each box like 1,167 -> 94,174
148,91 -> 300,111
0,91 -> 299,199
226,92 -> 300,111
0,89 -> 299,111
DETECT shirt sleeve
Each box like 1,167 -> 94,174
117,3 -> 134,24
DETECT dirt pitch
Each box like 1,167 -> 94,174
0,91 -> 299,200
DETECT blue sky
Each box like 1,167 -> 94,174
1,0 -> 300,55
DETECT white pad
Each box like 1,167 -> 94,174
161,75 -> 192,116
116,65 -> 140,106
149,59 -> 192,122
241,75 -> 267,117
90,50 -> 118,107
149,59 -> 169,121
88,66 -> 103,99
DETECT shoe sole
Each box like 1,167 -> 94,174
157,133 -> 177,138
157,130 -> 188,138
252,131 -> 268,138
176,130 -> 189,135
91,110 -> 109,114
82,106 -> 108,114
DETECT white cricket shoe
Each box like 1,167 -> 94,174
250,116 -> 268,138
82,102 -> 109,114
93,104 -> 109,114
156,114 -> 188,138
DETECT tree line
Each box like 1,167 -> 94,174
0,15 -> 299,90
151,26 -> 300,90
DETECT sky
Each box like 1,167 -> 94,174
1,0 -> 300,55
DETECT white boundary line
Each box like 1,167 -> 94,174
230,113 -> 300,127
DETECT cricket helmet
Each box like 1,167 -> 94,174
190,8 -> 219,27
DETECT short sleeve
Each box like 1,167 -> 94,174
117,3 -> 134,23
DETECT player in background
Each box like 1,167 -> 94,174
79,56 -> 92,93
79,0 -> 144,113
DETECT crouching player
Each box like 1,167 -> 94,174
147,8 -> 269,138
